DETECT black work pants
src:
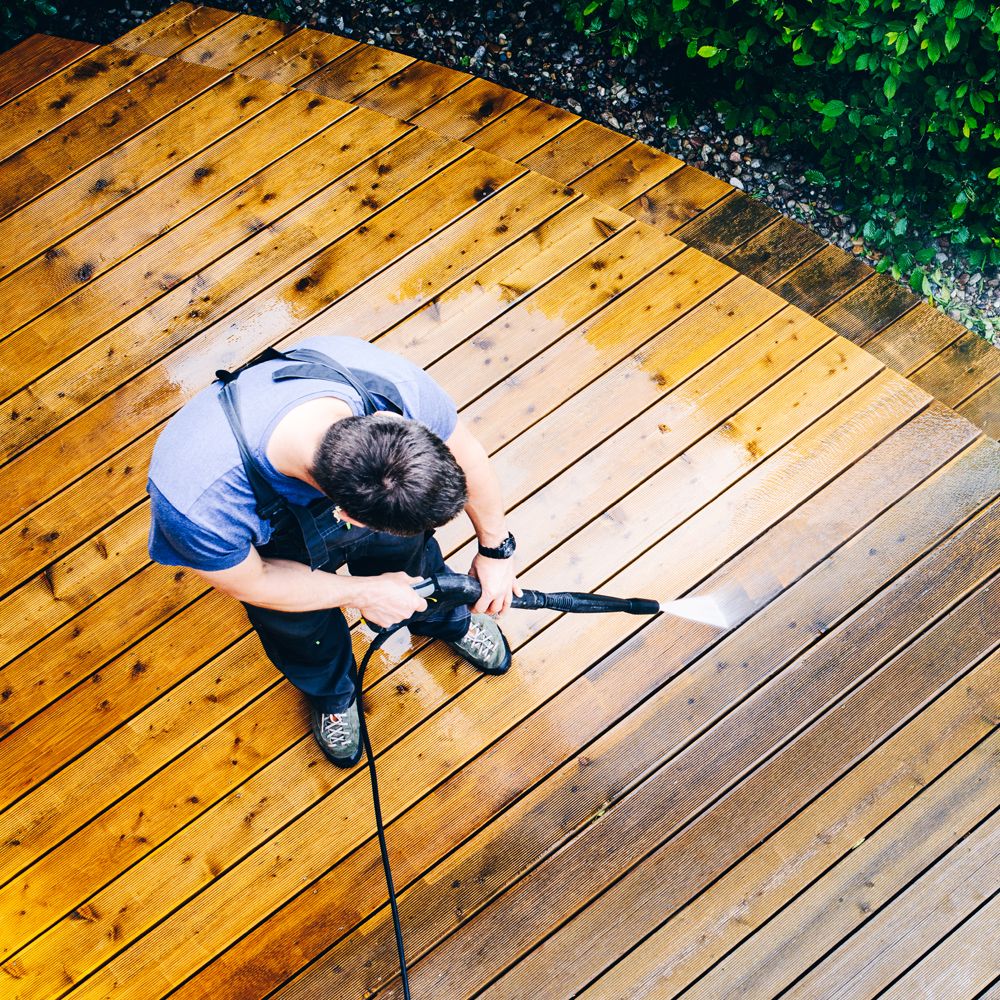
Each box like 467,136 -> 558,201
243,508 -> 469,714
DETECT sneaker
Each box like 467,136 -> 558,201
446,613 -> 512,675
310,700 -> 363,768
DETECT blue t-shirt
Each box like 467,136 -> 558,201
147,336 -> 459,572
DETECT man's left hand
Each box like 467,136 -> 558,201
470,551 -> 521,616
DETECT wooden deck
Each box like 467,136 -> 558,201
1,6 -> 998,998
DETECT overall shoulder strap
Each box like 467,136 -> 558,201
216,380 -> 330,570
271,347 -> 405,416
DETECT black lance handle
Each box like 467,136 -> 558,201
411,573 -> 660,618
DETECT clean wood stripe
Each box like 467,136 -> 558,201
586,577 -> 998,999
878,882 -> 1000,999
483,594 -> 1000,1000
0,35 -> 97,109
781,795 -> 1000,1000
685,656 -> 1000,1000
398,495 -> 1000,1000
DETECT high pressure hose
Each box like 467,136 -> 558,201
352,572 -> 668,998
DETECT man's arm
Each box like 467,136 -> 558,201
195,546 -> 427,627
445,417 -> 520,615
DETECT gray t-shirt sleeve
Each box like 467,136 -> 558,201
401,366 -> 459,441
148,481 -> 252,572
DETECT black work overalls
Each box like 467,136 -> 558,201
216,347 -> 469,714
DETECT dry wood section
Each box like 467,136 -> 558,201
0,10 -> 998,1000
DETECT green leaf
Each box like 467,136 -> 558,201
583,0 -> 600,14
805,169 -> 828,183
945,25 -> 960,51
672,0 -> 690,10
793,52 -> 815,66
822,99 -> 847,117
953,0 -> 974,17
697,45 -> 720,57
989,166 -> 1000,181
909,269 -> 924,292
883,75 -> 898,100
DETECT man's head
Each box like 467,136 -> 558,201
310,413 -> 467,535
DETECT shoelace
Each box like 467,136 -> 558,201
463,619 -> 496,659
320,712 -> 353,748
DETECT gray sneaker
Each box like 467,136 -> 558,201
310,700 -> 363,768
446,614 -> 512,675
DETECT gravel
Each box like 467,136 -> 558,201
17,0 -> 1000,341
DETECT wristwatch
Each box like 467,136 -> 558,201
478,531 -> 516,559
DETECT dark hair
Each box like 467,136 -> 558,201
310,413 -> 467,535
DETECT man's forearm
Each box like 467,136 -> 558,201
447,420 -> 508,545
243,557 -> 369,612
464,459 -> 509,546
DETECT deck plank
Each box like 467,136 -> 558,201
782,799 -> 1000,1000
624,584 -> 1000,1000
115,4 -> 237,58
356,59 -> 472,121
0,73 -> 290,278
0,34 -> 97,108
392,490 -> 1000,1000
236,28 -> 359,85
170,14 -> 300,72
879,888 -> 1000,999
0,56 -> 226,221
958,375 -> 1000,440
298,43 -> 414,102
0,95 -> 383,455
720,214 -> 827,287
910,330 -> 1000,409
1,11 -> 998,996
0,45 -> 168,162
486,606 -> 1000,1000
411,76 -> 526,138
589,648 -> 1000,999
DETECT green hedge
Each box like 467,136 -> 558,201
566,0 -> 1000,278
2,0 -> 58,46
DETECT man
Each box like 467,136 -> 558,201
147,335 -> 519,768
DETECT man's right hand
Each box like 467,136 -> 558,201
356,572 -> 428,628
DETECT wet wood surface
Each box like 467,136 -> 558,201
0,11 -> 998,1000
140,5 -> 998,441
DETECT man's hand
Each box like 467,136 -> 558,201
470,552 -> 521,616
356,572 -> 428,628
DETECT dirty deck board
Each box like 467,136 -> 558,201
135,5 -> 1000,442
0,14 -> 999,1000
